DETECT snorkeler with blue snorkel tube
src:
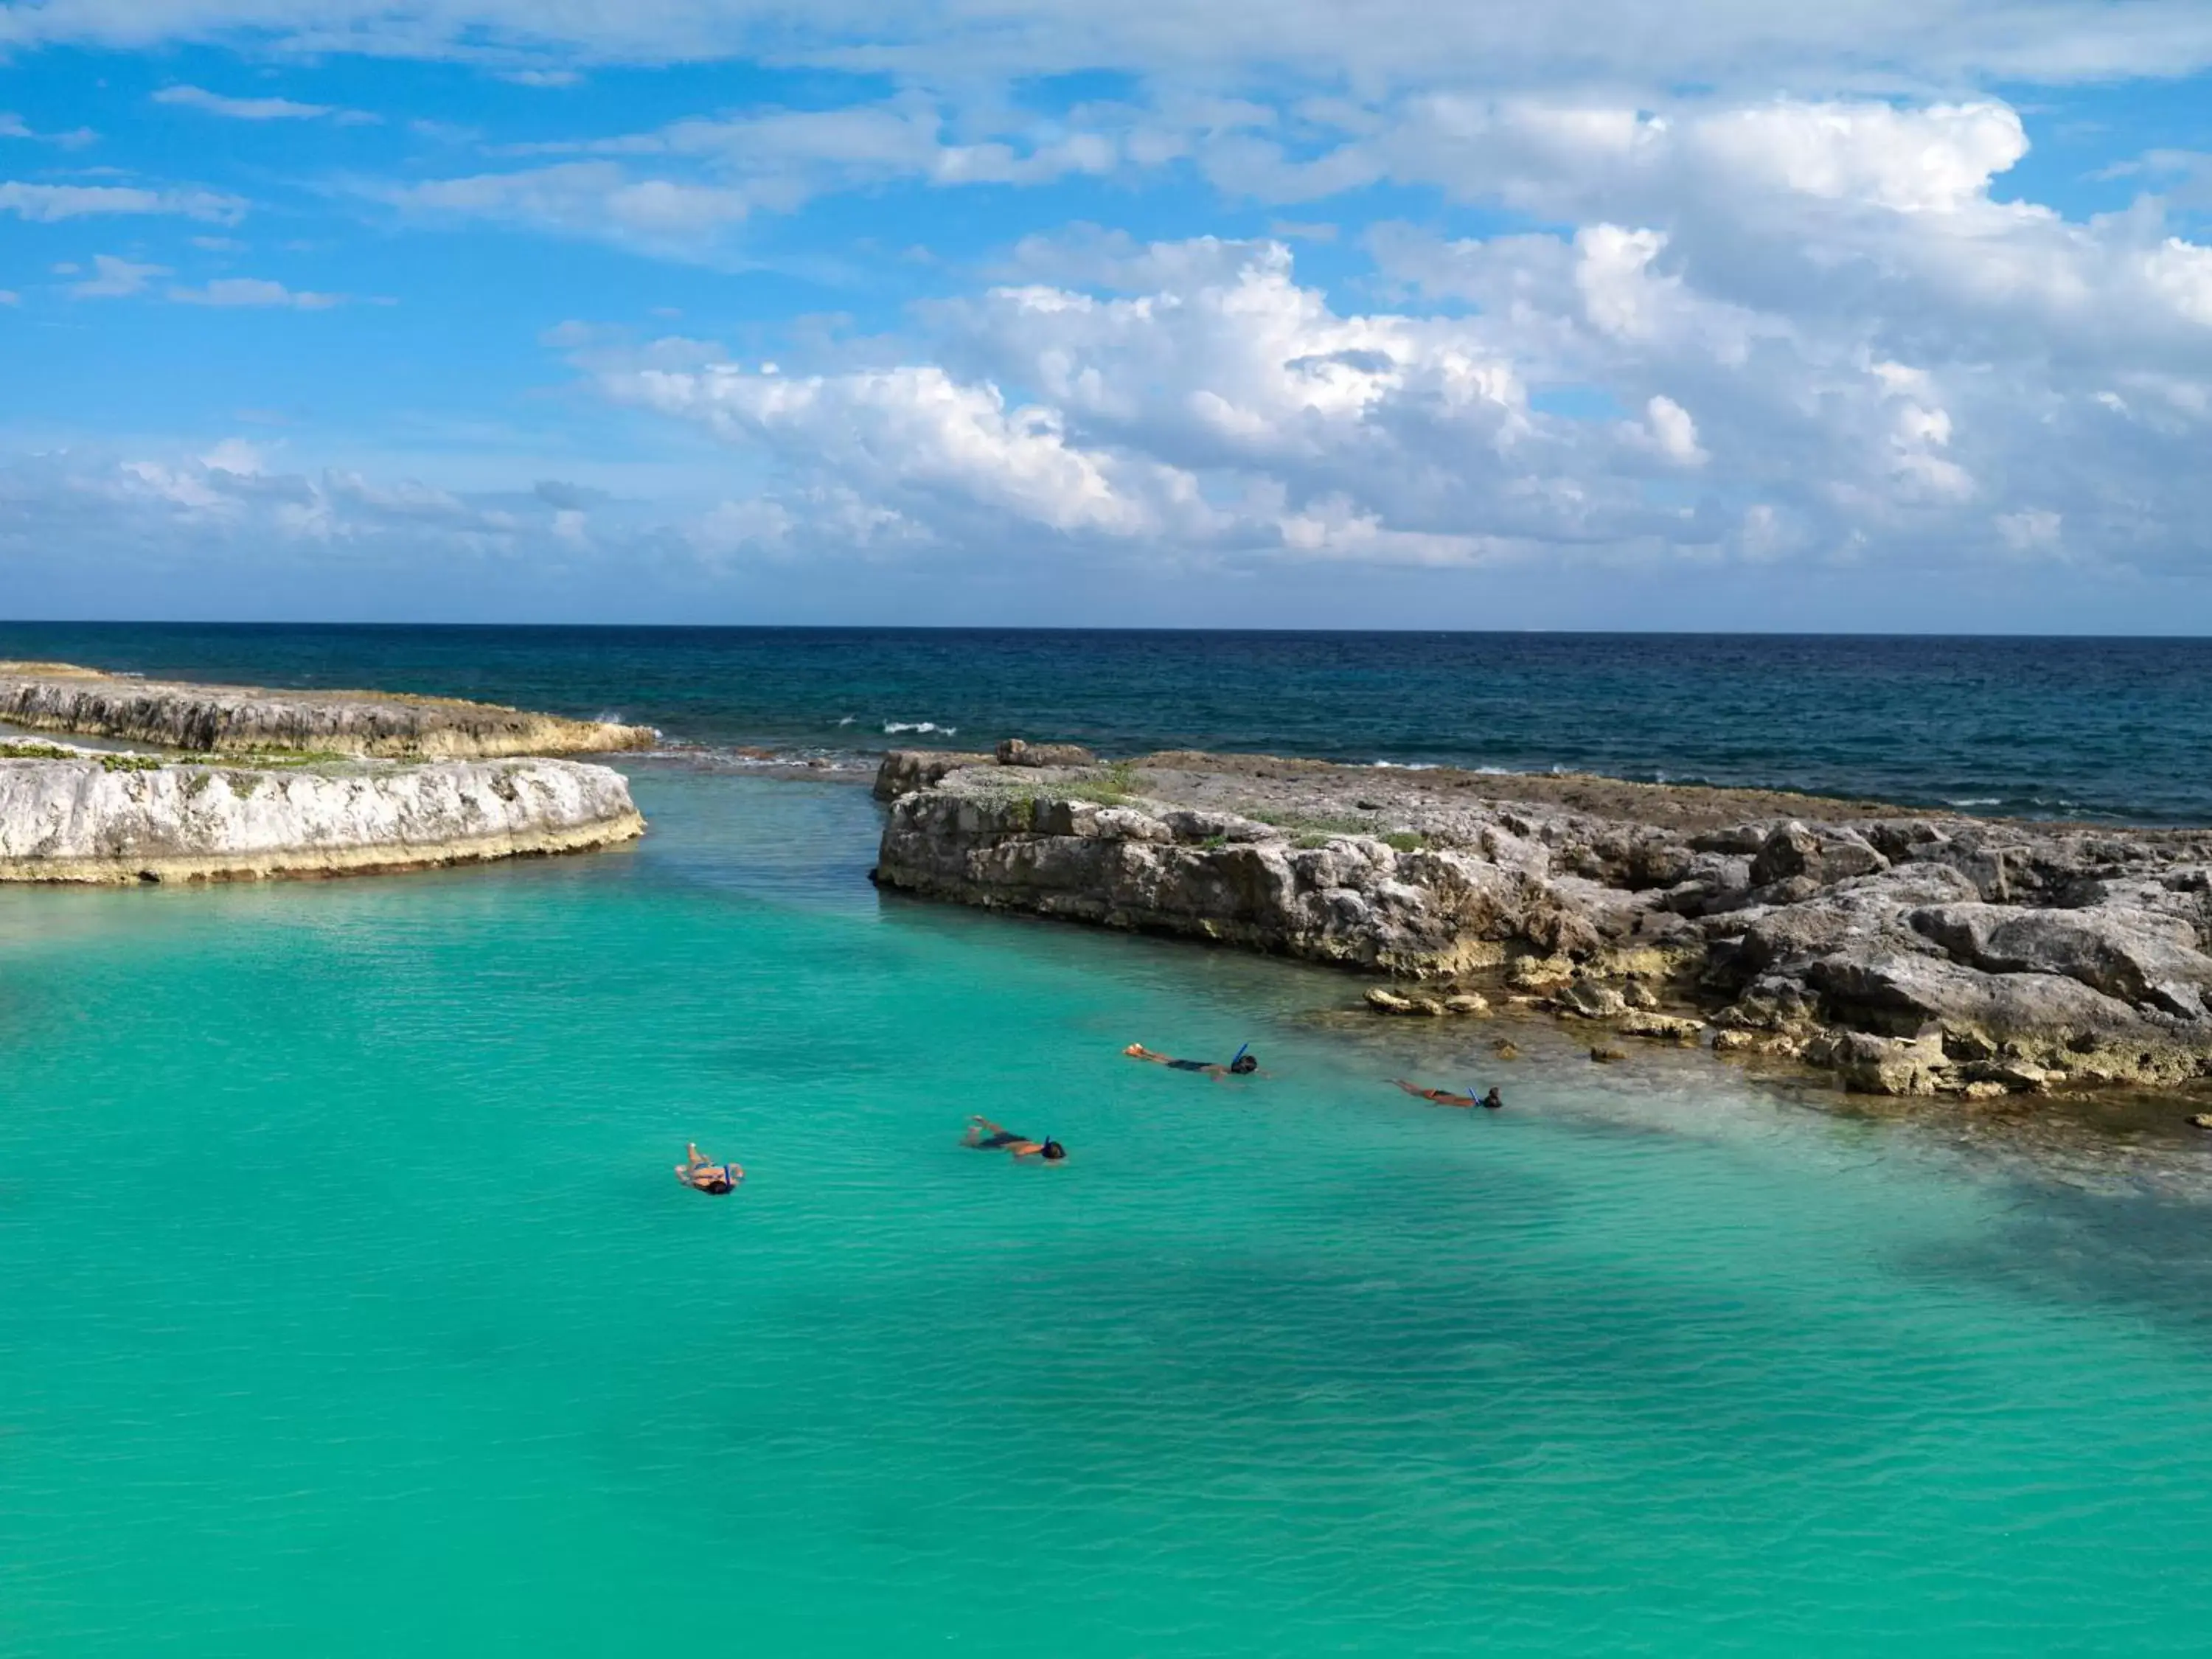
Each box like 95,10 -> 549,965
1122,1040 -> 1260,1079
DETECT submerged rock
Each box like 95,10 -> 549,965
1618,1011 -> 1707,1043
1804,1029 -> 1952,1096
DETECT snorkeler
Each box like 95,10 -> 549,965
1391,1080 -> 1503,1110
962,1116 -> 1068,1162
1122,1042 -> 1259,1078
676,1143 -> 744,1193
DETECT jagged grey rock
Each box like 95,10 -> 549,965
872,748 -> 996,801
1558,981 -> 1630,1018
872,748 -> 2212,1099
996,739 -> 1099,768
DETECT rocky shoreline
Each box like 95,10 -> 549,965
0,662 -> 647,883
0,661 -> 652,759
0,747 -> 643,883
873,745 -> 2212,1102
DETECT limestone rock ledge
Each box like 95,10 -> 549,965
0,757 -> 644,883
0,662 -> 652,759
873,749 -> 2212,1099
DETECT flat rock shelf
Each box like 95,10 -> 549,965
0,754 -> 644,883
874,747 -> 2212,1102
0,661 -> 653,759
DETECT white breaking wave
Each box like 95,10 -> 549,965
1371,759 -> 1440,771
884,721 -> 957,736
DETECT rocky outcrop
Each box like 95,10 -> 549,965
0,663 -> 653,759
996,738 -> 1099,768
871,741 -> 1100,799
872,748 -> 996,801
873,749 -> 2212,1099
0,756 -> 643,883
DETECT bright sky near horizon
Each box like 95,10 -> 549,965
3,2 -> 2212,629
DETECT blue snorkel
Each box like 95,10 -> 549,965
1231,1043 -> 1251,1069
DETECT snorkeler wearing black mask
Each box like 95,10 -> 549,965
1122,1042 -> 1259,1079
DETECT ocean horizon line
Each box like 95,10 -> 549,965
13,619 -> 2212,644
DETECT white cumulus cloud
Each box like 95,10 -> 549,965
557,97 -> 2212,581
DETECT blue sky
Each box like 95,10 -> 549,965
4,2 -> 2212,628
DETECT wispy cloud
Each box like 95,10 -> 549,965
9,0 -> 2212,91
153,85 -> 378,125
69,254 -> 171,298
1,111 -> 98,147
376,94 -> 1178,260
377,161 -> 752,257
0,179 -> 247,222
169,276 -> 347,308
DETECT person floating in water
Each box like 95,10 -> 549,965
962,1116 -> 1067,1161
1123,1042 -> 1259,1078
676,1143 -> 743,1193
1391,1080 -> 1503,1110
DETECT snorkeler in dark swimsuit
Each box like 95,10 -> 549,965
1123,1043 -> 1259,1079
1391,1080 -> 1503,1110
677,1143 -> 743,1192
963,1116 -> 1068,1161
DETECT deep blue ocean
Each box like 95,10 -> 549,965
3,622 -> 2207,822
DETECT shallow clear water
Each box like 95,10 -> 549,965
8,622 -> 2212,821
7,771 -> 2212,1654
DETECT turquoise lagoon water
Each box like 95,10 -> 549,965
6,771 -> 2212,1653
